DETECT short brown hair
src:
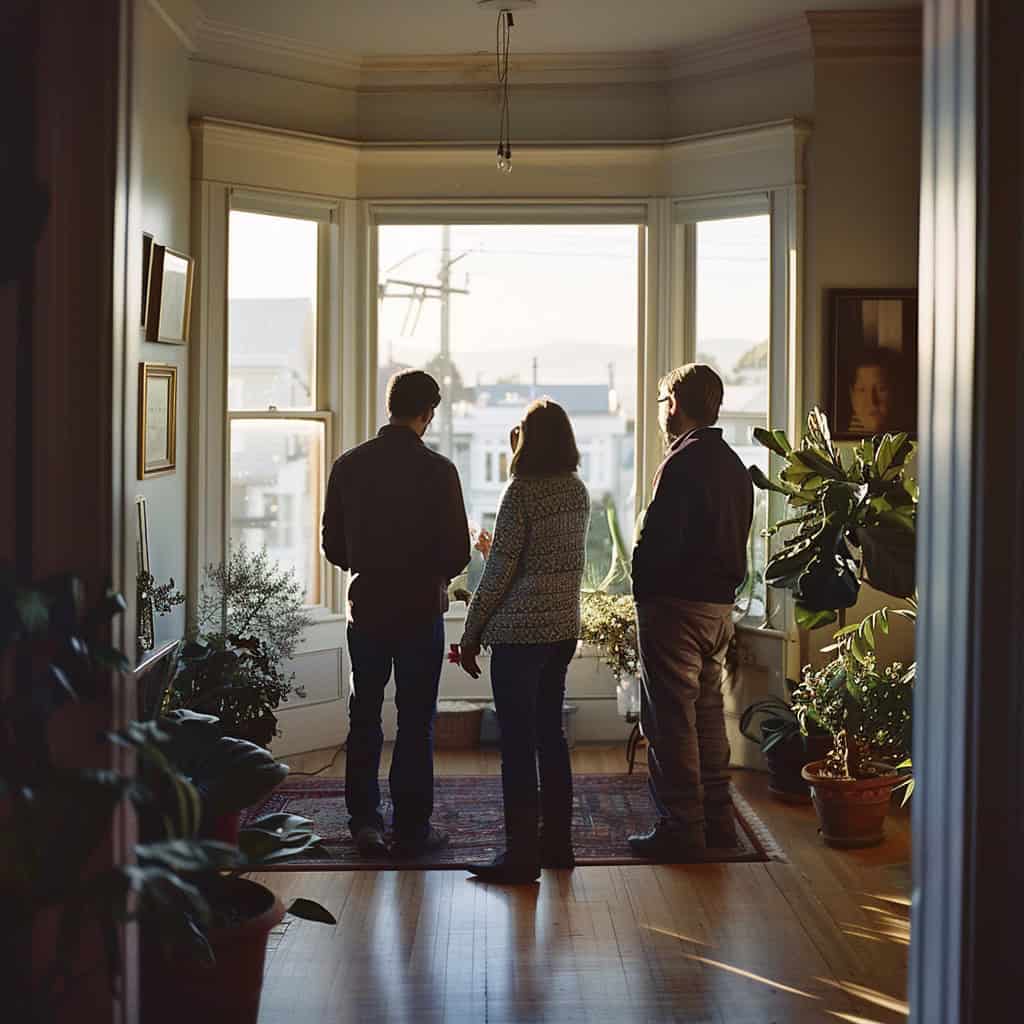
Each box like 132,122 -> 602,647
386,369 -> 441,419
659,363 -> 724,425
509,398 -> 580,477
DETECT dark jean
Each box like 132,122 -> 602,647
344,616 -> 444,841
489,639 -> 577,840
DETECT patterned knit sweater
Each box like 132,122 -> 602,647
461,474 -> 591,647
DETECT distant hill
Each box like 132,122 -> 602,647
384,337 -> 767,420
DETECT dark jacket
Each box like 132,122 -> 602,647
322,425 -> 471,633
632,426 -> 754,605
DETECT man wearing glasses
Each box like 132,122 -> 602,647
629,363 -> 754,858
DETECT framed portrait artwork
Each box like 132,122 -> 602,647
145,244 -> 194,344
138,363 -> 177,478
827,288 -> 918,440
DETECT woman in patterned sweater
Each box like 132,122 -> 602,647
457,398 -> 590,883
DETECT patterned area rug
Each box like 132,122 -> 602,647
242,774 -> 785,869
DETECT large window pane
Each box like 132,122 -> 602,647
377,224 -> 639,594
228,211 -> 317,411
229,419 -> 325,604
695,214 -> 770,622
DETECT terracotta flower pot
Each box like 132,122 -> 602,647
801,759 -> 900,848
141,876 -> 284,1024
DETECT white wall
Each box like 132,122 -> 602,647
136,2 -> 193,653
668,59 -> 814,138
801,53 -> 922,670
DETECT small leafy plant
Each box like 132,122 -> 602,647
164,546 -> 312,746
790,605 -> 915,780
580,499 -> 638,680
580,591 -> 638,680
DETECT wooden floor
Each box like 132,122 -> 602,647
254,744 -> 910,1024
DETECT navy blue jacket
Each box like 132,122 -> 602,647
322,425 -> 470,632
632,427 -> 754,605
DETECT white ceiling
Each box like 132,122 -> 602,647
196,0 -> 920,57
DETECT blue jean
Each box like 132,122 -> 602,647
489,639 -> 577,838
344,616 -> 444,841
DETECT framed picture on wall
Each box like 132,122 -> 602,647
138,362 -> 177,478
145,244 -> 194,344
135,496 -> 155,652
141,232 -> 154,328
827,288 -> 918,440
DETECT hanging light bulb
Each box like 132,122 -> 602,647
494,8 -> 514,174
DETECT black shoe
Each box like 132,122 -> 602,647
539,840 -> 575,869
467,851 -> 541,884
628,822 -> 707,861
353,826 -> 388,858
390,826 -> 449,859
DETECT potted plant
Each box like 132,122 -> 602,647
0,571 -> 333,1023
114,714 -> 334,1024
791,607 -> 915,846
739,689 -> 831,802
163,545 -> 312,747
580,499 -> 641,718
750,408 -> 917,629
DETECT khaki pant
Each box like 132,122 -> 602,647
636,597 -> 734,829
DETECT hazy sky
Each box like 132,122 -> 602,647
227,213 -> 771,405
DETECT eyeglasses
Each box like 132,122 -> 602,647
656,394 -> 671,403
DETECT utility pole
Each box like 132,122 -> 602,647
377,227 -> 468,456
440,225 -> 454,461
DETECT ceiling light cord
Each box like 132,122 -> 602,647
496,9 -> 513,173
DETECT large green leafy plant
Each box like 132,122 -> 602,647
164,545 -> 312,746
751,408 -> 917,629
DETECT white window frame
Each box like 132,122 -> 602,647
667,189 -> 803,643
365,202 -> 651,621
191,188 -> 344,621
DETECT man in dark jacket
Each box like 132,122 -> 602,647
629,363 -> 754,858
322,370 -> 470,858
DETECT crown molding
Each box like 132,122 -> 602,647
190,13 -> 813,93
806,9 -> 922,59
666,15 -> 812,82
194,15 -> 363,88
190,116 -> 809,202
147,0 -> 199,53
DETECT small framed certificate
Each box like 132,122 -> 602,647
145,244 -> 195,344
138,362 -> 177,478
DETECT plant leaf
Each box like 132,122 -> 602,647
286,898 -> 337,925
752,427 -> 790,457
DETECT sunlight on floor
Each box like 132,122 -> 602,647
682,954 -> 821,1000
816,977 -> 909,1016
863,892 -> 912,907
842,925 -> 911,946
828,1012 -> 892,1024
640,924 -> 709,946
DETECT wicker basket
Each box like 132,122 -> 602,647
434,701 -> 485,749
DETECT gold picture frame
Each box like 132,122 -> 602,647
145,243 -> 194,344
138,362 -> 177,478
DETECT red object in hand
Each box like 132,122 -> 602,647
448,643 -> 461,664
